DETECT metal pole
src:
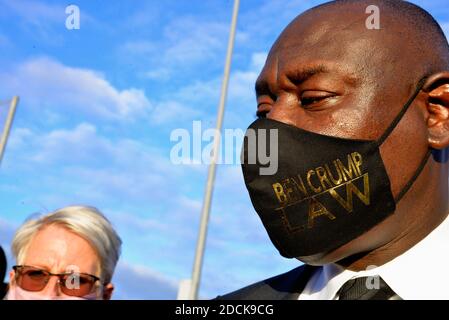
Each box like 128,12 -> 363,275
189,0 -> 240,300
0,96 -> 19,166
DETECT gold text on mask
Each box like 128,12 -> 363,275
272,152 -> 370,231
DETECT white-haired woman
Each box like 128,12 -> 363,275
5,206 -> 122,300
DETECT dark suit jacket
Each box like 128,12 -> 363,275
216,264 -> 318,300
0,282 -> 6,299
0,245 -> 8,299
0,246 -> 8,300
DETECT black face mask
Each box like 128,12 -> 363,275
241,78 -> 431,258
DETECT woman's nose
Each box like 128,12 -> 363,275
38,276 -> 61,298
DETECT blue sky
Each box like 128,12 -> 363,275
0,0 -> 448,299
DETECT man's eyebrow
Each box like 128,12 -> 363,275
285,64 -> 330,84
255,64 -> 331,96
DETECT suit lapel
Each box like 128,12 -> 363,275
274,264 -> 318,300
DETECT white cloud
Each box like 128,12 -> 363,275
173,78 -> 221,105
164,18 -> 227,64
9,123 -> 102,165
0,0 -> 65,44
131,50 -> 268,138
23,123 -> 152,168
112,261 -> 178,300
6,127 -> 33,150
104,195 -> 203,242
143,68 -> 172,81
0,0 -> 101,44
250,52 -> 268,71
139,56 -> 264,124
171,51 -> 266,108
119,17 -> 229,80
120,2 -> 165,30
151,100 -> 202,125
148,50 -> 266,132
0,57 -> 151,121
120,40 -> 155,56
0,0 -> 63,24
235,31 -> 250,44
228,70 -> 259,101
5,121 -> 193,205
178,196 -> 202,212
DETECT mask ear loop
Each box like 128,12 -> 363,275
371,76 -> 431,202
394,150 -> 431,202
375,76 -> 428,147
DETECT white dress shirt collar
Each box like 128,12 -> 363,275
299,214 -> 449,300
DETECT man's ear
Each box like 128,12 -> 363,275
423,72 -> 449,149
102,283 -> 114,300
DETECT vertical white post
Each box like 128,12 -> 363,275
189,0 -> 240,300
177,279 -> 192,300
0,96 -> 19,166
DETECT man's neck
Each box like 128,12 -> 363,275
338,205 -> 448,272
333,159 -> 449,271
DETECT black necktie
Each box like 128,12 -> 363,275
337,276 -> 401,300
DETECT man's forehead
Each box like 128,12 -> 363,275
258,39 -> 363,90
275,3 -> 371,48
272,16 -> 378,66
259,13 -> 399,87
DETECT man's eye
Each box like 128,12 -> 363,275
300,92 -> 336,107
301,97 -> 325,106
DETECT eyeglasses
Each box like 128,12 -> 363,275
13,265 -> 101,297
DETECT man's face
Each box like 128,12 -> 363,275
9,224 -> 112,299
254,5 -> 430,264
256,7 -> 414,140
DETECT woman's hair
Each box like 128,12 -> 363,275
11,206 -> 122,283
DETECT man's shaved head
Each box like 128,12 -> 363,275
270,0 -> 449,93
255,0 -> 449,267
317,0 -> 449,74
320,0 -> 448,47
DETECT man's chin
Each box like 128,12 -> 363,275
297,247 -> 373,269
296,252 -> 333,266
296,247 -> 354,266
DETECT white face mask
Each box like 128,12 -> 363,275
5,285 -> 99,300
